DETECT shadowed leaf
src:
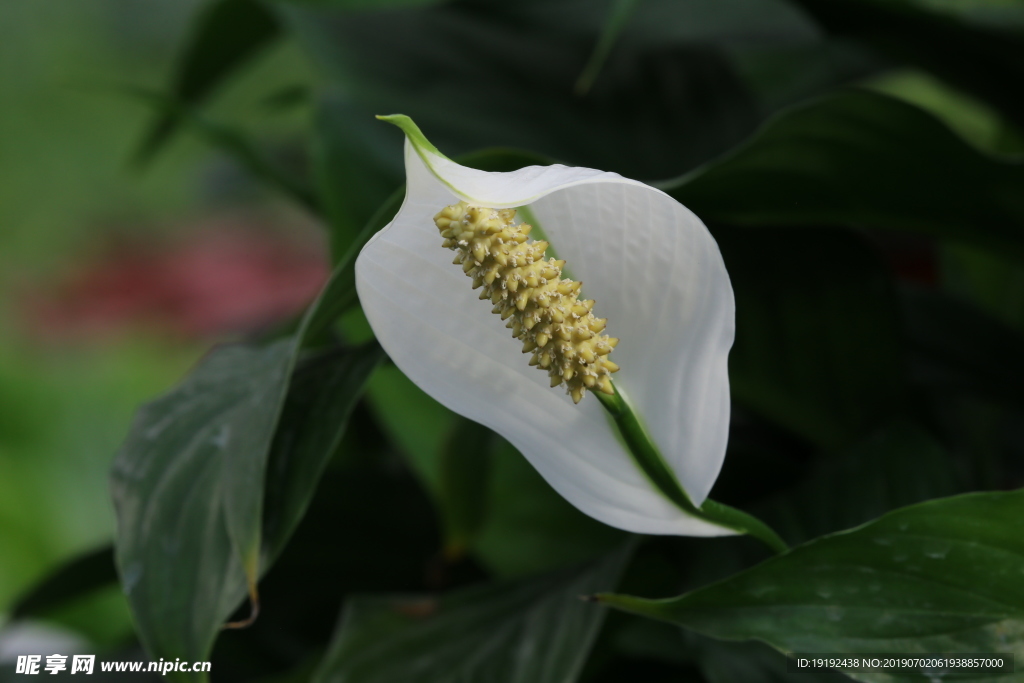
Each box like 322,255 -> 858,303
672,90 -> 1024,259
312,543 -> 634,683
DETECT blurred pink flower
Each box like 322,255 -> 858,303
20,217 -> 328,341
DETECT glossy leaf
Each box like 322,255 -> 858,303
136,0 -> 282,162
312,543 -> 634,683
111,339 -> 296,669
111,220 -> 387,672
672,90 -> 1024,260
601,490 -> 1024,677
718,227 -> 903,448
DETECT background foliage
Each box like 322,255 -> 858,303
2,0 -> 1023,681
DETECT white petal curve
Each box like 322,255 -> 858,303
355,139 -> 735,536
414,146 -> 650,209
528,184 -> 735,506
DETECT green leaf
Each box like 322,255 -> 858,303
364,365 -> 457,495
902,287 -> 1024,408
312,543 -> 634,683
604,614 -> 853,681
436,418 -> 494,559
262,343 -> 386,560
758,421 -> 962,545
10,545 -> 116,620
282,2 -> 760,180
211,433 -> 443,680
136,0 -> 282,163
600,490 -> 1024,679
686,632 -> 853,683
789,0 -> 1024,130
311,92 -> 403,260
111,209 -> 386,673
474,439 -> 628,578
718,227 -> 903,448
111,339 -> 295,669
671,90 -> 1024,259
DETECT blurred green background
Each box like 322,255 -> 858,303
0,0 -> 321,640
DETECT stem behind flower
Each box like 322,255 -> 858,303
596,388 -> 788,554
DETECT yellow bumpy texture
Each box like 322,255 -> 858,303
434,201 -> 619,404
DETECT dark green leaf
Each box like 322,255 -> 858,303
436,418 -> 494,559
671,90 -> 1024,259
311,92 -> 403,260
902,287 -> 1024,407
10,545 -> 116,620
136,0 -> 282,162
685,631 -> 853,683
262,343 -> 386,559
789,0 -> 1024,130
757,421 -> 962,545
363,365 -> 457,495
111,339 -> 296,668
575,0 -> 642,95
474,438 -> 627,578
212,439 -> 443,680
312,543 -> 634,683
718,227 -> 904,448
111,208 -> 386,672
601,490 -> 1024,677
283,2 -> 760,180
881,0 -> 1024,30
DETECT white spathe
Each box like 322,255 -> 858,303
356,122 -> 737,536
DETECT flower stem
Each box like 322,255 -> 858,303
595,388 -> 788,554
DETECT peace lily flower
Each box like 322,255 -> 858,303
356,116 -> 784,547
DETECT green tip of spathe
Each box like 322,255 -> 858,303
375,113 -> 448,160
